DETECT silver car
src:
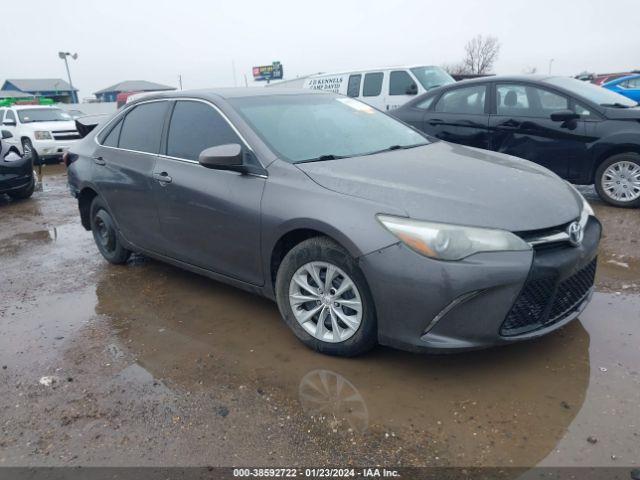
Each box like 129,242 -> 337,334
66,89 -> 601,356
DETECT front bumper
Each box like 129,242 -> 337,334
359,217 -> 601,353
32,138 -> 77,158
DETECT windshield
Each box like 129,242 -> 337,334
228,94 -> 429,163
17,108 -> 72,123
410,66 -> 455,90
545,77 -> 638,107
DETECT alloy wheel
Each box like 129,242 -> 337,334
288,261 -> 363,343
601,160 -> 640,202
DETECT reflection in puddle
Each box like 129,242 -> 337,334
299,369 -> 369,434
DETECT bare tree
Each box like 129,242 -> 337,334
462,35 -> 501,75
441,62 -> 469,76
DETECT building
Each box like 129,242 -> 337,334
0,90 -> 35,100
1,78 -> 78,103
93,80 -> 175,103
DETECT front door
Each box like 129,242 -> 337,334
422,84 -> 491,149
488,83 -> 589,179
384,70 -> 419,111
151,100 -> 265,285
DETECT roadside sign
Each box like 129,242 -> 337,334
253,61 -> 284,82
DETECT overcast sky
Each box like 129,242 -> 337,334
4,0 -> 639,99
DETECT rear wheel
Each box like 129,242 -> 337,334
275,237 -> 377,357
90,197 -> 131,264
595,153 -> 640,207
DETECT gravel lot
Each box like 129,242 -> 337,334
0,165 -> 638,468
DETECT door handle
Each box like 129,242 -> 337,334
92,156 -> 106,166
428,118 -> 443,125
153,171 -> 172,184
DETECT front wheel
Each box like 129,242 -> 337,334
89,197 -> 131,264
595,153 -> 640,208
275,237 -> 377,357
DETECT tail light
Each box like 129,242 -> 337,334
62,152 -> 70,167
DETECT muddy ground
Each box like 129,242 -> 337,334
0,165 -> 638,469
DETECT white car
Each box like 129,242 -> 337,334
0,105 -> 80,163
269,65 -> 455,112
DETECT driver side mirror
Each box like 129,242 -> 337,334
406,83 -> 418,95
550,110 -> 580,122
199,144 -> 244,171
1,130 -> 12,139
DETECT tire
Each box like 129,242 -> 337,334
594,152 -> 640,208
89,197 -> 131,264
21,138 -> 40,165
275,237 -> 377,357
7,177 -> 35,200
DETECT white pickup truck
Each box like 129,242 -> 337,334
0,105 -> 81,164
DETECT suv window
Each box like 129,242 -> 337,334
118,102 -> 167,153
102,119 -> 123,147
347,74 -> 361,98
0,109 -> 4,122
389,71 -> 415,96
497,84 -> 568,118
435,85 -> 486,114
363,72 -> 383,97
5,110 -> 16,123
166,100 -> 241,161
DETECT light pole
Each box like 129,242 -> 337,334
548,58 -> 555,75
58,52 -> 78,103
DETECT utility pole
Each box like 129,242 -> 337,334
178,74 -> 183,90
58,52 -> 78,103
548,58 -> 555,75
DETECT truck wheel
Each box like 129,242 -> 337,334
275,237 -> 377,357
21,138 -> 40,165
595,153 -> 640,208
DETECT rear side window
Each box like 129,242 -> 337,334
102,119 -> 123,147
166,101 -> 241,161
0,109 -> 4,121
389,71 -> 415,95
118,102 -> 167,153
363,72 -> 383,97
347,74 -> 361,98
435,85 -> 487,114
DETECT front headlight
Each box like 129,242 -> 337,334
34,131 -> 52,140
377,215 -> 531,261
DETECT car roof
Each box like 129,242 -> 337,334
605,73 -> 640,83
307,65 -> 441,76
130,87 -> 331,103
11,105 -> 61,110
449,74 -> 557,85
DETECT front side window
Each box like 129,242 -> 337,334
228,94 -> 428,163
118,102 -> 167,153
5,110 -> 16,123
497,84 -> 568,118
347,74 -> 361,98
363,72 -> 383,97
16,108 -> 70,123
389,71 -> 415,96
416,96 -> 436,110
166,101 -> 241,161
435,85 -> 487,114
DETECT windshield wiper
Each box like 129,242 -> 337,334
296,154 -> 350,164
363,143 -> 427,156
600,102 -> 635,108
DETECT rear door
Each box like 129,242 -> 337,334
92,101 -> 168,252
151,99 -> 265,285
488,83 -> 589,178
422,84 -> 491,149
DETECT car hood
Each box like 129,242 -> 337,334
21,120 -> 77,131
296,141 -> 582,232
602,106 -> 640,120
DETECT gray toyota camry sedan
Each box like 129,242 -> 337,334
66,88 -> 601,356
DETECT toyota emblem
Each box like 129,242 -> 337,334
567,221 -> 584,247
